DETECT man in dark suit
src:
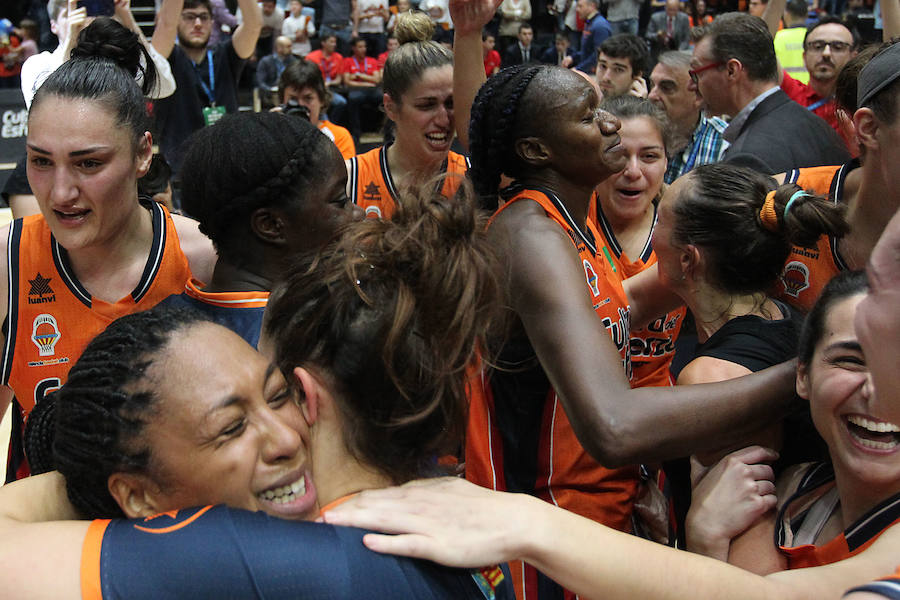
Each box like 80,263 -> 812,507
503,23 -> 542,66
690,12 -> 849,174
540,33 -> 576,65
645,0 -> 691,54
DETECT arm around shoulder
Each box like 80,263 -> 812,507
0,472 -> 88,600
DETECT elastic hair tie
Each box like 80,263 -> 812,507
784,190 -> 811,217
759,190 -> 779,233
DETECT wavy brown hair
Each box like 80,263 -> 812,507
264,180 -> 500,483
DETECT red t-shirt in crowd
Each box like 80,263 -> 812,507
342,54 -> 380,77
484,50 -> 501,76
780,72 -> 847,148
306,49 -> 344,83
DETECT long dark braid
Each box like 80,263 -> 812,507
23,307 -> 209,518
468,64 -> 545,210
180,112 -> 333,269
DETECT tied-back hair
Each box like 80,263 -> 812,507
179,112 -> 336,268
468,63 -> 546,208
797,270 -> 868,366
24,307 -> 210,519
31,17 -> 157,148
383,11 -> 453,102
264,182 -> 501,484
671,163 -> 848,295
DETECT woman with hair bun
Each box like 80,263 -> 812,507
0,186 -> 514,600
346,11 -> 468,219
0,17 -> 215,480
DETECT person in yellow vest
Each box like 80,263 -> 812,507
773,0 -> 810,84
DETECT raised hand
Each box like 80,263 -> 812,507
449,0 -> 504,36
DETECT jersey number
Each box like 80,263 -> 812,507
34,377 -> 61,405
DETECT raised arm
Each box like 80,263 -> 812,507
114,0 -> 176,98
450,0 -> 502,150
232,0 -> 263,59
152,0 -> 183,58
491,203 -> 799,467
883,0 -> 900,40
761,0 -> 785,38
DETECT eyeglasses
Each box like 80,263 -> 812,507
688,61 -> 724,84
181,12 -> 211,23
805,40 -> 852,52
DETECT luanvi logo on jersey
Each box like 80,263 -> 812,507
27,273 -> 56,304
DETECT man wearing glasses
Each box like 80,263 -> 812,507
151,0 -> 262,176
765,0 -> 859,147
689,12 -> 849,174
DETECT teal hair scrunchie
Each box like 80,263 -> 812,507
784,191 -> 811,217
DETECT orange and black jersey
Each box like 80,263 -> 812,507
591,197 -> 685,388
348,145 -> 470,219
777,462 -> 900,568
81,505 -> 514,600
1,201 -> 192,480
466,185 -> 637,599
776,161 -> 856,313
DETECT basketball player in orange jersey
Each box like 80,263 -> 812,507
159,112 -> 362,347
346,11 -> 468,220
0,20 -> 215,481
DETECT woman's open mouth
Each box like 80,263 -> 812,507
846,415 -> 900,451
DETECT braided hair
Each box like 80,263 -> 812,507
24,307 -> 210,518
263,181 -> 501,485
180,112 -> 338,269
467,64 -> 545,209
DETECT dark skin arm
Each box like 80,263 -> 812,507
491,200 -> 798,467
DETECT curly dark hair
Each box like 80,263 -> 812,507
179,112 -> 338,268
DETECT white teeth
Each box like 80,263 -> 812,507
848,415 -> 900,433
853,436 -> 900,451
258,474 -> 306,503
